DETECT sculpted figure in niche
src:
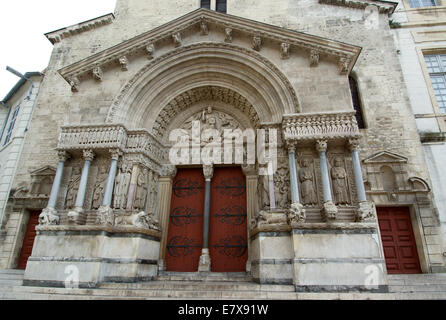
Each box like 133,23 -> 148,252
92,166 -> 108,210
113,163 -> 131,210
134,168 -> 148,211
65,166 -> 81,209
299,158 -> 317,206
146,171 -> 158,214
331,157 -> 349,205
274,165 -> 290,209
257,166 -> 270,210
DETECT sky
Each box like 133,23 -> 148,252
0,0 -> 117,100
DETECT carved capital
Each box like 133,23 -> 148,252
57,150 -> 70,162
252,35 -> 262,51
67,207 -> 83,225
172,32 -> 182,47
280,42 -> 290,60
92,66 -> 103,81
96,205 -> 115,226
241,163 -> 256,176
69,77 -> 80,92
316,140 -> 327,153
288,202 -> 306,225
356,201 -> 376,222
203,164 -> 214,180
287,140 -> 297,154
109,149 -> 122,161
200,20 -> 209,35
119,56 -> 129,71
83,149 -> 95,162
146,43 -> 155,59
224,28 -> 233,43
310,50 -> 320,67
161,164 -> 177,178
348,138 -> 360,151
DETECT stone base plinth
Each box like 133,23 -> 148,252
23,226 -> 161,288
198,249 -> 211,272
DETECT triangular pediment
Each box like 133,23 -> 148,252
58,8 -> 361,91
30,166 -> 56,177
363,151 -> 408,164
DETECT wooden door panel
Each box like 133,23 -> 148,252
209,167 -> 247,272
18,211 -> 41,270
166,168 -> 205,272
377,207 -> 421,274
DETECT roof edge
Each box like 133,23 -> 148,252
319,0 -> 398,15
1,72 -> 43,105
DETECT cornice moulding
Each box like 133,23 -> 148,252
45,13 -> 115,44
319,0 -> 398,15
58,9 -> 362,87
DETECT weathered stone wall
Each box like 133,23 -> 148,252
2,0 -> 444,271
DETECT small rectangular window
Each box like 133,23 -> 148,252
408,0 -> 437,8
216,0 -> 227,13
424,54 -> 446,113
201,0 -> 210,9
4,106 -> 20,145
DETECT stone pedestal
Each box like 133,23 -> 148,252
198,249 -> 211,272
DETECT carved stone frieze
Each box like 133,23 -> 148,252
115,211 -> 160,231
251,210 -> 288,229
283,111 -> 361,142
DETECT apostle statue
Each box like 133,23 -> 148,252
299,158 -> 317,205
331,157 -> 349,205
65,166 -> 81,209
92,166 -> 108,210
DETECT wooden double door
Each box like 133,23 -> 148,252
165,167 -> 248,272
18,211 -> 41,270
377,207 -> 422,274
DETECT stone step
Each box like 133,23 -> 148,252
100,281 -> 294,292
0,269 -> 25,276
0,279 -> 23,286
155,272 -> 252,282
389,284 -> 446,293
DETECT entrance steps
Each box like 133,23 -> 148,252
1,270 -> 446,300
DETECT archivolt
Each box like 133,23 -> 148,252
106,42 -> 301,129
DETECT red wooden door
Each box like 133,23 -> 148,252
18,211 -> 41,269
209,167 -> 248,272
166,168 -> 205,272
377,207 -> 422,274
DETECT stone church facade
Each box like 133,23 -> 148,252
0,0 -> 445,292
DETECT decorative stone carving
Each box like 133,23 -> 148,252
241,164 -> 256,176
119,56 -> 129,71
92,66 -> 103,81
200,21 -> 209,35
172,32 -> 182,47
91,166 -> 108,210
283,112 -> 360,142
258,166 -> 270,210
356,201 -> 376,222
83,149 -> 95,162
348,138 -> 360,151
251,210 -> 288,229
224,27 -> 233,43
115,211 -> 160,230
58,150 -> 70,162
69,77 -> 80,92
161,164 -> 177,178
146,170 -> 158,214
67,207 -> 83,225
281,43 -> 290,59
299,157 -> 318,206
203,165 -> 214,180
331,157 -> 349,205
96,205 -> 115,225
339,57 -> 349,75
274,161 -> 290,209
146,43 -> 155,59
252,35 -> 262,51
288,202 -> 306,225
38,207 -> 60,226
113,162 -> 132,210
65,167 -> 81,209
134,168 -> 148,211
310,50 -> 320,67
29,166 -> 56,197
316,140 -> 327,153
322,201 -> 338,221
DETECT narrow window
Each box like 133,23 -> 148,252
216,0 -> 227,13
4,106 -> 20,145
349,76 -> 365,129
408,0 -> 437,8
200,0 -> 211,9
424,54 -> 446,113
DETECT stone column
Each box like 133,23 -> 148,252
97,149 -> 122,225
68,149 -> 95,224
287,142 -> 305,224
316,140 -> 337,221
199,164 -> 213,272
158,165 -> 177,271
267,162 -> 276,210
242,164 -> 258,272
348,139 -> 375,222
38,151 -> 70,226
126,163 -> 140,211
